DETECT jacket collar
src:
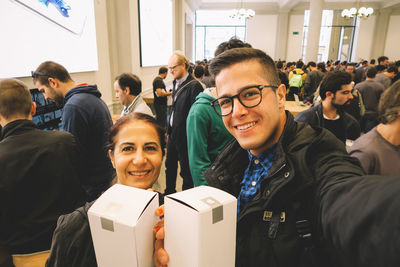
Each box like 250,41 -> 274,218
1,120 -> 38,140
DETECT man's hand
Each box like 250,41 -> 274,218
154,206 -> 169,267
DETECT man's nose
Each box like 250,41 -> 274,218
231,97 -> 248,117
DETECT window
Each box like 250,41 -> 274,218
195,10 -> 246,61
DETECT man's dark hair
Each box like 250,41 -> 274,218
375,65 -> 386,72
387,66 -> 397,73
159,67 -> 168,75
209,48 -> 280,89
307,61 -> 316,68
319,71 -> 352,100
378,56 -> 389,64
0,79 -> 32,119
32,61 -> 72,87
286,62 -> 294,68
366,67 -> 378,78
317,62 -> 326,72
296,61 -> 304,69
115,73 -> 142,96
370,59 -> 376,64
362,60 -> 368,65
334,60 -> 340,66
194,65 -> 205,79
214,37 -> 252,57
395,61 -> 400,68
276,61 -> 284,69
378,80 -> 400,124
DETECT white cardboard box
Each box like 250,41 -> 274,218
165,185 -> 237,267
88,184 -> 159,267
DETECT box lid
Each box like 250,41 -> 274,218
88,184 -> 157,226
166,185 -> 236,213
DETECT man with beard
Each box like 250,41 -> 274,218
32,61 -> 113,201
295,71 -> 360,143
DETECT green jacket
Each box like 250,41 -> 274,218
186,91 -> 234,186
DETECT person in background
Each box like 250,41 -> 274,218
0,79 -> 86,267
303,61 -> 324,104
193,65 -> 207,89
295,71 -> 360,143
46,113 -> 166,267
32,61 -> 113,201
153,67 -> 171,127
375,66 -> 396,89
377,56 -> 389,68
276,61 -> 289,89
164,51 -> 203,194
114,73 -> 153,117
288,61 -> 306,100
348,81 -> 400,175
354,67 -> 385,132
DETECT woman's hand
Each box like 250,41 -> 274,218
154,205 -> 169,267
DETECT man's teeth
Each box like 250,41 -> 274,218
128,171 -> 150,176
237,122 -> 255,130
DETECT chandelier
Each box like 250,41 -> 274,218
341,7 -> 374,18
229,8 -> 255,19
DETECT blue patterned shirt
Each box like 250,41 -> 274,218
237,145 -> 276,214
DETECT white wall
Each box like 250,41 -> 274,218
384,15 -> 400,60
246,15 -> 278,59
286,14 -> 304,61
354,15 -> 376,61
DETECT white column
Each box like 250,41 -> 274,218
370,8 -> 391,59
305,0 -> 323,62
274,11 -> 289,61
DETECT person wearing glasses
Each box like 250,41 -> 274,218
32,61 -> 113,202
154,48 -> 400,267
164,52 -> 203,194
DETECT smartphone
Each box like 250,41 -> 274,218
9,0 -> 88,35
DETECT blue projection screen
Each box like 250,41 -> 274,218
138,0 -> 173,67
0,0 -> 98,79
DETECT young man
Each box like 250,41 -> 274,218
295,71 -> 360,143
154,48 -> 400,267
0,79 -> 85,263
152,67 -> 171,127
303,61 -> 324,104
348,81 -> 400,175
32,61 -> 113,201
164,51 -> 203,194
114,73 -> 153,117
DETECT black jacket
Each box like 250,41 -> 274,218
167,74 -> 203,143
0,120 -> 86,254
294,103 -> 360,141
204,112 -> 396,267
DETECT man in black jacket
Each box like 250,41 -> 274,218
295,71 -> 360,143
154,48 -> 400,267
164,52 -> 203,194
0,79 -> 86,264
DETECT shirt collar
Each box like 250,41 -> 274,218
176,73 -> 189,88
247,144 -> 277,168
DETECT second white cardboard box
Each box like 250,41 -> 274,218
165,185 -> 237,267
88,184 -> 159,267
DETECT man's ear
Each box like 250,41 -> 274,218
276,84 -> 286,109
325,91 -> 333,99
124,87 -> 130,95
31,102 -> 36,117
48,77 -> 58,88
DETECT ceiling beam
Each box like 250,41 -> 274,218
279,0 -> 302,11
381,0 -> 400,9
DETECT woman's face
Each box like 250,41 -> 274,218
109,120 -> 162,189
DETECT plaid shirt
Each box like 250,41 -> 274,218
237,145 -> 276,214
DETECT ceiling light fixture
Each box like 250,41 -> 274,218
229,0 -> 255,19
341,6 -> 374,18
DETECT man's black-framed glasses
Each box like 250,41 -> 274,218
211,85 -> 278,116
31,71 -> 51,78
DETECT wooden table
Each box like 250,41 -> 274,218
285,101 -> 310,116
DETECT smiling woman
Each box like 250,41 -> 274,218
45,112 -> 166,267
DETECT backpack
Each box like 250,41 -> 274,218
289,71 -> 303,88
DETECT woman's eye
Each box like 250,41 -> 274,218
122,146 -> 134,152
145,146 -> 157,151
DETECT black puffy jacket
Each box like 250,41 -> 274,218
204,111 -> 381,267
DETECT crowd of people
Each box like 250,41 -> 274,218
0,37 -> 399,267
